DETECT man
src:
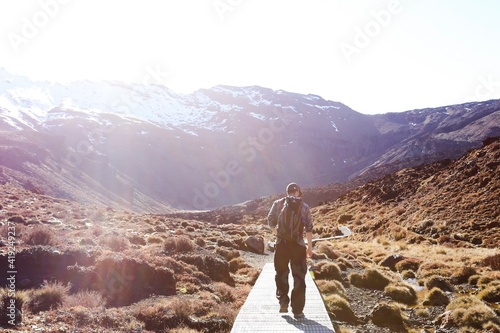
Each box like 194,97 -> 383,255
267,182 -> 313,319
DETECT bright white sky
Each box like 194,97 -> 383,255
1,0 -> 499,114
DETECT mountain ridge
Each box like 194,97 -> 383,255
1,69 -> 499,211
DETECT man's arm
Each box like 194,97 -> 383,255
306,232 -> 313,257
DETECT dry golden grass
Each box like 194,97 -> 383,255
324,294 -> 357,323
63,290 -> 106,309
23,225 -> 58,246
384,282 -> 417,305
26,281 -> 71,314
349,267 -> 392,290
316,279 -> 346,298
314,261 -> 343,281
445,296 -> 499,330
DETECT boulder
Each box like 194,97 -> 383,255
245,236 -> 264,254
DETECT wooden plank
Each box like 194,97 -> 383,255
231,263 -> 335,332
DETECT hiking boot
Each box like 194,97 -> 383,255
293,312 -> 304,319
279,305 -> 288,313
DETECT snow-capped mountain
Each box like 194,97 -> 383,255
1,68 -> 499,211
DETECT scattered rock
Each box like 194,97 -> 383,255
245,235 -> 265,254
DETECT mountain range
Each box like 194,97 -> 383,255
1,68 -> 499,211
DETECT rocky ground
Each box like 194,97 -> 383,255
0,137 -> 498,332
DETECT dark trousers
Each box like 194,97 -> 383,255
274,240 -> 307,314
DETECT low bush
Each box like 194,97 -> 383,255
63,290 -> 106,309
349,268 -> 392,290
317,242 -> 340,260
481,253 -> 500,270
424,275 -> 454,292
314,261 -> 343,281
447,298 -> 498,329
23,225 -> 58,246
324,294 -> 357,323
478,284 -> 500,303
394,258 -> 422,273
423,287 -> 449,306
163,236 -> 195,253
384,283 -> 417,305
316,279 -> 346,297
450,266 -> 477,284
99,233 -> 130,251
27,281 -> 71,313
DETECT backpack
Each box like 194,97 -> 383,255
277,196 -> 304,242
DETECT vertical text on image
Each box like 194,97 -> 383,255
6,221 -> 17,325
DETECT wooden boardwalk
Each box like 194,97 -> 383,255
231,263 -> 335,332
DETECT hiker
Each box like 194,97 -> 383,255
267,182 -> 313,319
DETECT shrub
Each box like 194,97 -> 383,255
99,233 -> 130,251
481,253 -> 500,270
228,257 -> 248,273
23,225 -> 58,246
213,282 -> 235,303
447,300 -> 498,329
384,283 -> 417,305
450,266 -> 477,284
417,261 -> 452,281
370,302 -> 406,328
27,281 -> 70,313
401,269 -> 416,280
324,294 -> 357,323
478,272 -> 500,288
395,258 -> 422,273
424,275 -> 454,292
176,236 -> 195,253
349,268 -> 392,290
314,261 -> 343,281
164,236 -> 195,253
423,287 -> 449,306
146,234 -> 164,244
194,237 -> 205,247
316,279 -> 346,297
478,284 -> 500,303
216,247 -> 240,261
317,242 -> 339,260
63,290 -> 106,309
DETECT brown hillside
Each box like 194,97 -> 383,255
312,137 -> 500,248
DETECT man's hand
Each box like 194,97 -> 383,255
306,245 -> 313,258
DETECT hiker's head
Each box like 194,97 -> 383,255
286,182 -> 302,197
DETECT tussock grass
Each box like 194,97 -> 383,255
423,287 -> 449,306
27,281 -> 71,313
324,294 -> 358,323
163,235 -> 195,253
349,267 -> 392,290
316,279 -> 346,297
478,284 -> 500,303
99,233 -> 130,251
63,290 -> 106,309
384,283 -> 417,305
445,296 -> 499,329
23,225 -> 58,246
314,261 -> 343,281
316,242 -> 340,260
